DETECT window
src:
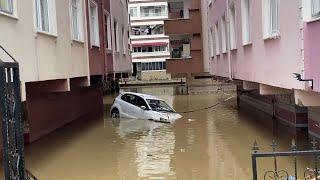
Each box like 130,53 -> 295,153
229,4 -> 236,50
312,0 -> 320,18
133,46 -> 167,53
209,27 -> 214,57
0,0 -> 13,14
130,7 -> 138,17
262,0 -> 279,39
35,0 -> 57,34
141,62 -> 166,71
241,0 -> 251,45
140,5 -> 167,17
122,26 -> 126,54
221,15 -> 227,53
114,20 -> 119,52
105,13 -> 112,50
214,23 -> 220,55
71,0 -> 84,41
89,1 -> 100,47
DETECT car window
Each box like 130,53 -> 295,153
121,94 -> 136,105
134,96 -> 148,108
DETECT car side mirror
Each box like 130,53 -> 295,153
140,106 -> 147,110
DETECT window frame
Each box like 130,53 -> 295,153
241,0 -> 252,45
229,3 -> 237,50
262,0 -> 280,39
312,0 -> 320,18
89,0 -> 100,47
221,15 -> 227,53
70,0 -> 84,42
35,0 -> 57,36
0,0 -> 13,15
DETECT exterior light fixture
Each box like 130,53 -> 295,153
293,73 -> 313,90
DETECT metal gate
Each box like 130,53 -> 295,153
252,139 -> 320,180
0,45 -> 37,180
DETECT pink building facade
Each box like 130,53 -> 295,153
207,0 -> 320,136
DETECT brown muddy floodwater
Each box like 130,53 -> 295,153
3,86 -> 316,179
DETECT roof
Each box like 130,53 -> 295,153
121,92 -> 163,101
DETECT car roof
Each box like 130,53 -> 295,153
121,92 -> 162,101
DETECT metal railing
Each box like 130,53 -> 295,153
252,139 -> 320,180
0,45 -> 37,180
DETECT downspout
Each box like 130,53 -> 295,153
226,0 -> 232,80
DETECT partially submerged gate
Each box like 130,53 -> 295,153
0,46 -> 36,180
252,139 -> 320,180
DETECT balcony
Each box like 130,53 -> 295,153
164,1 -> 201,35
166,50 -> 203,75
164,10 -> 201,35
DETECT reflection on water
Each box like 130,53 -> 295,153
2,86 -> 315,179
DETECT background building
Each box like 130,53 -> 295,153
164,0 -> 211,81
206,0 -> 320,136
129,0 -> 171,81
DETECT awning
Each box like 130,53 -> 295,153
132,42 -> 168,47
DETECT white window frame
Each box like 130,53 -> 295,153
122,26 -> 126,55
262,0 -> 279,39
209,27 -> 214,57
229,3 -> 237,50
0,0 -> 14,15
130,7 -> 138,17
104,11 -> 112,51
89,0 -> 100,47
221,15 -> 227,53
70,0 -> 84,42
214,23 -> 220,55
312,0 -> 320,18
241,0 -> 251,45
114,20 -> 120,52
35,0 -> 57,36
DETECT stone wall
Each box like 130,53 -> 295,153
141,71 -> 171,81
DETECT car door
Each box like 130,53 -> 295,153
120,94 -> 139,118
133,95 -> 151,119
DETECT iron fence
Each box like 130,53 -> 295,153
252,139 -> 320,180
0,45 -> 37,180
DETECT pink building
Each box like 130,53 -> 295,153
207,0 -> 320,136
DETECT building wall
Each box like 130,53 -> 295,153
304,20 -> 320,92
110,0 -> 131,74
0,0 -> 90,101
208,0 -> 304,90
86,0 -> 107,76
141,70 -> 171,81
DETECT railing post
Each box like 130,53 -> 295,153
252,154 -> 258,180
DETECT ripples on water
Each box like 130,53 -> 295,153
1,85 -> 313,179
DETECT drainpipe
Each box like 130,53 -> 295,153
226,0 -> 232,80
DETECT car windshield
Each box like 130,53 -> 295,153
146,99 -> 175,113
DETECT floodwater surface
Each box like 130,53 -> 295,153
2,86 -> 316,179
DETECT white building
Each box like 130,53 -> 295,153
129,0 -> 171,80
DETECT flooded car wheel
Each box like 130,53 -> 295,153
111,108 -> 120,118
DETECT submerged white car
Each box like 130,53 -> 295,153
110,92 -> 182,123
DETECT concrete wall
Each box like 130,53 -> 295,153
304,20 -> 320,92
26,87 -> 103,143
0,0 -> 90,101
110,0 -> 132,74
86,0 -> 107,76
208,0 -> 304,90
141,70 -> 171,81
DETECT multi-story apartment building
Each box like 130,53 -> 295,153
0,0 -> 131,143
86,0 -> 131,87
164,0 -> 211,80
129,0 -> 171,80
205,0 -> 320,136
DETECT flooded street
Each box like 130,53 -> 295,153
19,86 -> 314,179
